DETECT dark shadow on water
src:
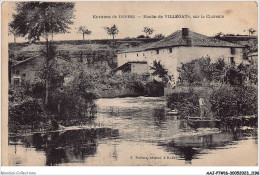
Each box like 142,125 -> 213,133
9,128 -> 119,166
152,108 -> 167,128
158,127 -> 257,163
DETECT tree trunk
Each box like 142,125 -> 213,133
14,35 -> 16,43
45,72 -> 49,105
45,34 -> 49,106
112,35 -> 115,47
9,60 -> 12,84
83,33 -> 85,41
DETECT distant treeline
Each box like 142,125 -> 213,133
8,38 -> 160,46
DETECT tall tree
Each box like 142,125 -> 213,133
143,27 -> 155,38
245,28 -> 256,37
11,2 -> 75,105
150,60 -> 169,84
104,24 -> 119,46
8,22 -> 19,43
77,26 -> 91,42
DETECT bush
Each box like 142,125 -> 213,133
47,88 -> 98,121
146,80 -> 164,97
45,68 -> 99,121
30,82 -> 45,98
137,35 -> 146,38
100,73 -> 146,96
131,81 -> 146,95
167,91 -> 200,117
210,85 -> 257,117
9,98 -> 46,132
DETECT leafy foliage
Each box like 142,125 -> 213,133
142,27 -> 155,37
210,85 -> 257,117
245,28 -> 256,37
11,2 -> 75,41
11,2 -> 75,105
177,57 -> 214,85
167,92 -> 200,117
101,73 -> 146,92
214,32 -> 224,39
150,60 -> 169,83
154,34 -> 165,39
104,24 -> 119,40
77,26 -> 91,41
137,35 -> 146,38
9,97 -> 46,132
145,80 -> 164,97
43,57 -> 99,119
177,57 -> 257,86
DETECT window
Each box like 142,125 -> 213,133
143,53 -> 145,56
13,78 -> 20,86
169,48 -> 173,53
156,49 -> 159,54
231,48 -> 236,55
137,54 -> 138,57
230,57 -> 235,66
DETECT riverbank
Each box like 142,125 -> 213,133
166,84 -> 257,119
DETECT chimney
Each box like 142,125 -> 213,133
182,28 -> 192,46
182,28 -> 189,38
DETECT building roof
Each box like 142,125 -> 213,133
119,29 -> 244,53
12,54 -> 70,67
12,54 -> 42,67
248,52 -> 258,57
113,61 -> 147,72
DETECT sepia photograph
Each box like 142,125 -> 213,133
1,1 -> 258,168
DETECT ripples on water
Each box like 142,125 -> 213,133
8,97 -> 258,166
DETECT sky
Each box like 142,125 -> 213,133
7,1 -> 258,43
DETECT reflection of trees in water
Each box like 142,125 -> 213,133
160,128 -> 256,163
174,146 -> 201,163
61,116 -> 97,127
10,128 -> 119,166
44,130 -> 99,165
160,141 -> 202,163
152,108 -> 166,128
112,143 -> 118,161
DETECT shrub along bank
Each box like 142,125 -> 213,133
210,85 -> 257,117
166,84 -> 257,118
8,71 -> 166,133
166,91 -> 200,118
167,56 -> 258,118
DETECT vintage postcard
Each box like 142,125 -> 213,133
1,1 -> 258,168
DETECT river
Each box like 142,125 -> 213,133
8,97 -> 258,166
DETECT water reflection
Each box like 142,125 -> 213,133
159,128 -> 257,163
9,128 -> 119,166
8,97 -> 258,166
